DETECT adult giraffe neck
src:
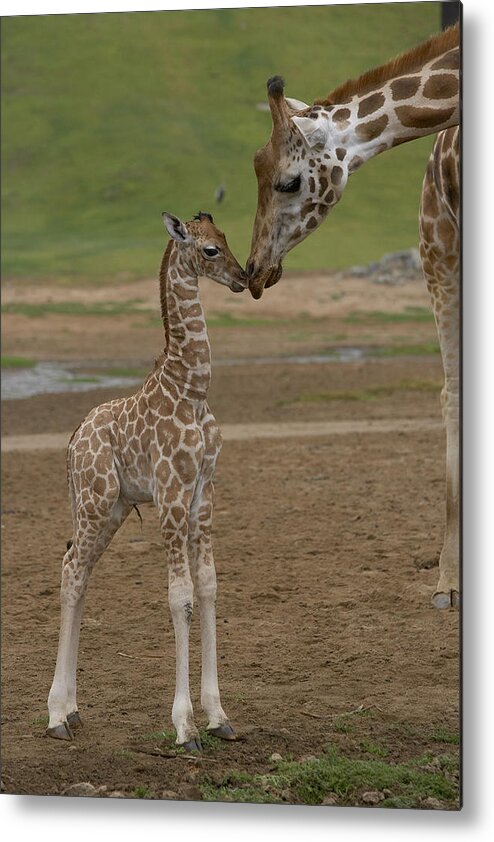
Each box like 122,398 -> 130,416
318,27 -> 460,174
314,23 -> 459,169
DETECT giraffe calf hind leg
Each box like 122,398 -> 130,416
181,736 -> 203,752
46,721 -> 74,741
207,723 -> 237,741
45,710 -> 82,741
67,710 -> 83,729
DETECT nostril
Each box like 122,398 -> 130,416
246,260 -> 256,278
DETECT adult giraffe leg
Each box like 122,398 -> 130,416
188,479 -> 234,740
47,491 -> 131,740
420,154 -> 460,609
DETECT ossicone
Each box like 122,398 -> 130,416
267,76 -> 285,97
193,211 -> 214,223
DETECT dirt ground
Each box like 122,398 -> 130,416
1,269 -> 460,805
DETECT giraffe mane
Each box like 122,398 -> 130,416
317,23 -> 459,106
158,238 -> 174,351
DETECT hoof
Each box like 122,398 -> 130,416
180,736 -> 202,753
67,711 -> 83,730
46,722 -> 74,741
207,723 -> 237,741
432,590 -> 460,609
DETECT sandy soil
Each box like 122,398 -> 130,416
1,270 -> 459,804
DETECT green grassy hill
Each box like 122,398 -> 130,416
1,3 -> 441,283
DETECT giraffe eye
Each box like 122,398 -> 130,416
275,175 -> 301,194
203,246 -> 220,258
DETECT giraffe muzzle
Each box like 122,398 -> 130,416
229,280 -> 247,293
249,264 -> 283,299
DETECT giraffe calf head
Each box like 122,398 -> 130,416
162,212 -> 248,293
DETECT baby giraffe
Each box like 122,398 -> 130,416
47,211 -> 247,751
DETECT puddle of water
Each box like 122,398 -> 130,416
1,362 -> 142,400
1,348 -> 368,400
218,348 -> 366,366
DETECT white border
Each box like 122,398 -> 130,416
1,1 -> 492,840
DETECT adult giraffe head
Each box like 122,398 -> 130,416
246,25 -> 459,299
246,76 -> 344,299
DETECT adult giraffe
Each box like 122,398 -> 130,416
246,24 -> 460,608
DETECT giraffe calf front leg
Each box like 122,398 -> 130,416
168,569 -> 202,750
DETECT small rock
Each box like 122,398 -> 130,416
181,784 -> 202,801
68,745 -> 77,751
422,796 -> 444,810
269,752 -> 283,762
61,782 -> 98,797
321,793 -> 339,806
361,790 -> 384,804
108,790 -> 127,798
83,618 -> 101,629
299,754 -> 317,763
161,790 -> 179,800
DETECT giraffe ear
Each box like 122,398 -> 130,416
291,114 -> 330,149
285,96 -> 310,112
162,212 -> 192,243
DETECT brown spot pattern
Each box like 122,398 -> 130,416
348,155 -> 363,173
332,108 -> 351,122
395,104 -> 455,129
390,76 -> 421,101
357,92 -> 385,118
319,176 -> 328,197
430,49 -> 459,71
355,114 -> 389,141
423,73 -> 458,100
331,166 -> 343,186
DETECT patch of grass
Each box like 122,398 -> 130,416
332,719 -> 351,734
201,769 -> 278,804
1,355 -> 36,368
283,378 -> 441,405
331,706 -> 376,734
346,307 -> 434,325
30,714 -> 49,726
114,748 -> 137,759
132,786 -> 156,799
138,726 -> 227,756
431,728 -> 460,745
59,375 -> 101,384
374,342 -> 440,357
1,300 -> 149,318
359,740 -> 390,759
200,748 -> 459,808
2,5 -> 440,282
207,311 -> 287,328
142,728 -> 176,743
197,728 -> 229,751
